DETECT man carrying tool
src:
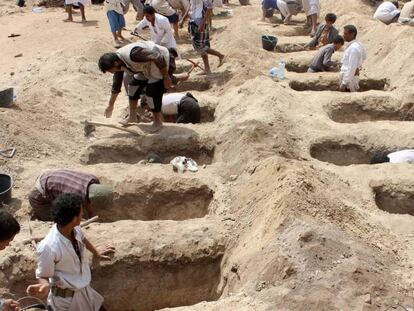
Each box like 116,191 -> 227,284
0,211 -> 20,311
28,169 -> 113,221
134,5 -> 177,51
99,41 -> 172,131
27,194 -> 115,311
141,92 -> 201,123
180,0 -> 225,74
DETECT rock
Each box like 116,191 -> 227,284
229,174 -> 238,181
362,294 -> 372,304
14,53 -> 23,58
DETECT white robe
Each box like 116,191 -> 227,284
339,40 -> 367,92
301,0 -> 319,16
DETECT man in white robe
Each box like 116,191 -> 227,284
339,25 -> 367,92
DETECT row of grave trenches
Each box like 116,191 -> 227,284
0,218 -> 228,311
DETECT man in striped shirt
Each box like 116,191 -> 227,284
28,169 -> 113,221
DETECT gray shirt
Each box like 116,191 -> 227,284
309,43 -> 335,72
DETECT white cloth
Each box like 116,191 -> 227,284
189,0 -> 204,20
149,0 -> 176,16
104,0 -> 124,14
36,225 -> 103,311
65,0 -> 91,6
388,150 -> 414,163
49,286 -> 104,311
340,40 -> 366,92
136,13 -> 177,49
374,1 -> 400,24
162,93 -> 185,115
168,0 -> 190,11
301,0 -> 319,16
277,0 -> 289,16
399,1 -> 414,25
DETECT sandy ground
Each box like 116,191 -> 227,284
1,0 -> 414,310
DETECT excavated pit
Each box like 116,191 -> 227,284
289,78 -> 388,92
100,181 -> 214,221
327,99 -> 414,123
1,219 -> 226,311
80,134 -> 215,165
373,185 -> 414,216
285,61 -> 309,73
310,141 -> 373,166
275,43 -> 306,53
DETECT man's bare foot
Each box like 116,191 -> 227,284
114,39 -> 122,48
64,18 -> 73,22
119,115 -> 138,127
81,18 -> 87,23
147,122 -> 162,133
118,35 -> 125,41
218,55 -> 226,67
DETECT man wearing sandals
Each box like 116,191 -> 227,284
27,194 -> 115,311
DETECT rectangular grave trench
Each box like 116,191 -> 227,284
289,78 -> 388,92
327,99 -> 413,123
373,185 -> 414,216
80,135 -> 215,165
99,182 -> 214,222
92,257 -> 222,311
310,140 -> 374,166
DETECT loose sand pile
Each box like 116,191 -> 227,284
1,0 -> 414,310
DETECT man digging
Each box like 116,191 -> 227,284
28,169 -> 113,221
99,41 -> 173,131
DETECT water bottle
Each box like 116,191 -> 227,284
269,67 -> 280,78
276,60 -> 286,80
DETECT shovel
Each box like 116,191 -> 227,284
82,120 -> 142,137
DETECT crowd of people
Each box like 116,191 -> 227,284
1,0 -> 413,310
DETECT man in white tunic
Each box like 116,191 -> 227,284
373,1 -> 400,25
371,150 -> 414,164
141,92 -> 201,123
135,5 -> 177,51
301,0 -> 320,35
399,0 -> 414,25
27,194 -> 114,311
339,25 -> 367,92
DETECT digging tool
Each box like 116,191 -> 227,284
184,58 -> 206,74
130,30 -> 149,41
82,120 -> 142,137
80,215 -> 99,227
23,216 -> 100,246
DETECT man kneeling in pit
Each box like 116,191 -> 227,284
141,92 -> 201,124
27,194 -> 115,311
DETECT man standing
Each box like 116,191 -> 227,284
149,0 -> 180,37
99,41 -> 172,130
308,35 -> 344,72
27,194 -> 115,311
28,169 -> 113,221
141,92 -> 201,123
339,25 -> 367,92
180,0 -> 225,74
301,0 -> 320,35
261,0 -> 292,24
135,5 -> 177,51
374,1 -> 400,25
399,0 -> 414,25
0,211 -> 20,311
65,0 -> 90,22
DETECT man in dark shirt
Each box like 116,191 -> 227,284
98,41 -> 173,131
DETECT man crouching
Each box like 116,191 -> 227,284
27,193 -> 115,311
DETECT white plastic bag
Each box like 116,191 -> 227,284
170,156 -> 198,173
